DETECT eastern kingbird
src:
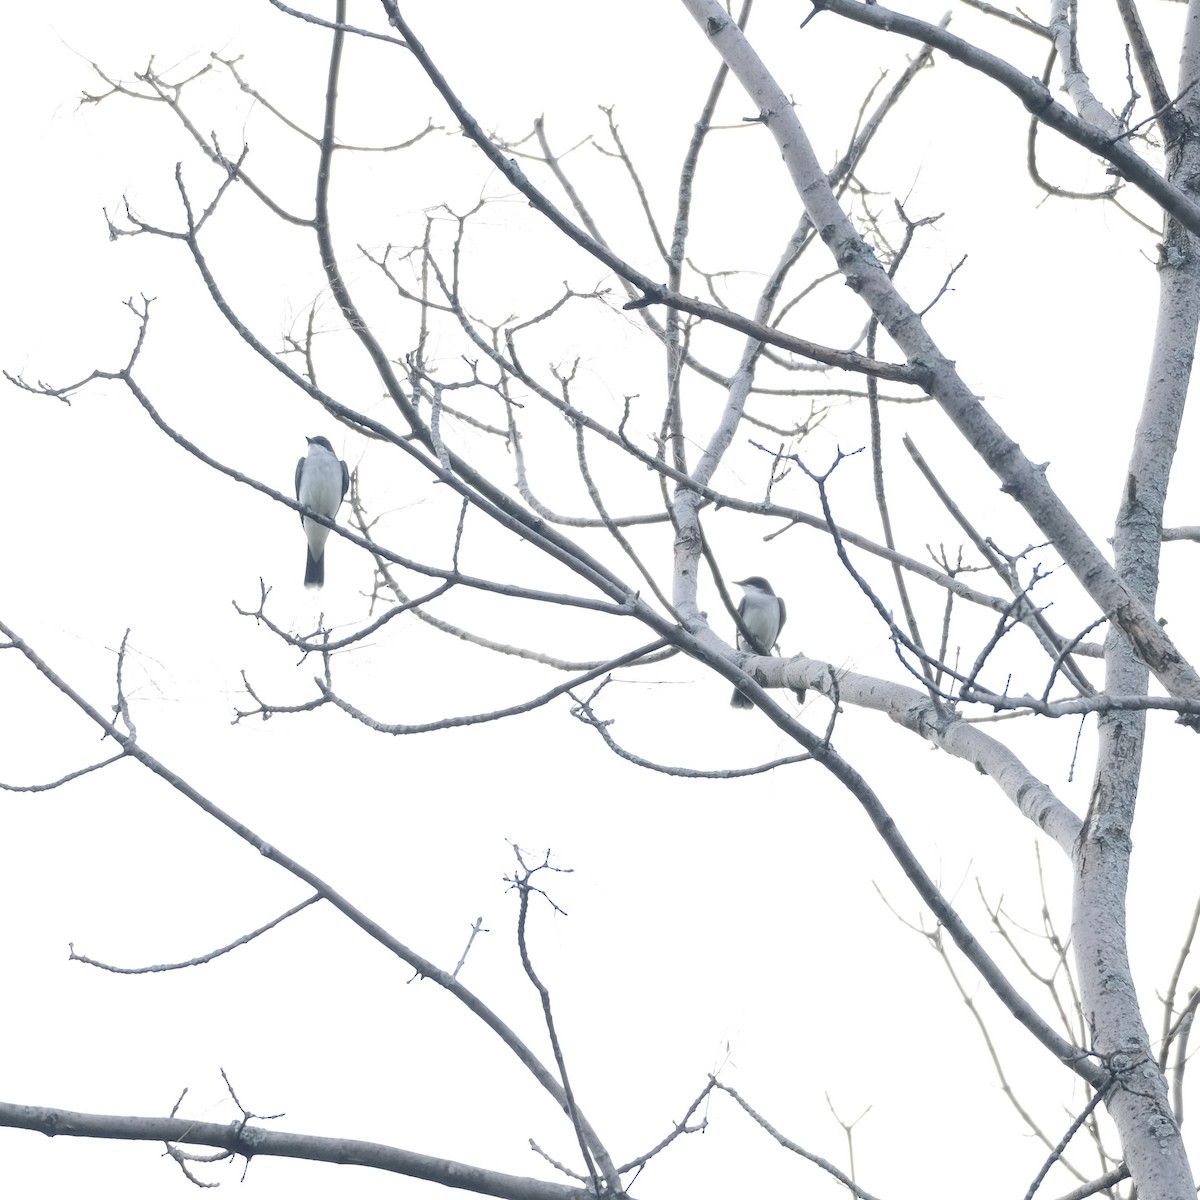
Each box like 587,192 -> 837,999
730,576 -> 794,708
294,435 -> 349,588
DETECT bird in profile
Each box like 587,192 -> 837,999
294,435 -> 349,588
730,575 -> 797,708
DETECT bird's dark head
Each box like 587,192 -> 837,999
735,576 -> 774,594
307,436 -> 334,451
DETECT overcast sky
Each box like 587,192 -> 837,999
3,4 -> 1199,1199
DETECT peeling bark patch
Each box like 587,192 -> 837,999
1099,969 -> 1134,998
1147,1112 -> 1179,1144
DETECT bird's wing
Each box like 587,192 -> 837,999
340,458 -> 350,501
777,597 -> 787,636
295,456 -> 307,525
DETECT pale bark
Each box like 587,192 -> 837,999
1048,0 -> 1124,138
1070,7 -> 1200,1197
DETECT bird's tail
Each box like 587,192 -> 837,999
304,548 -> 325,588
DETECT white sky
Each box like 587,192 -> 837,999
3,3 -> 1199,1199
